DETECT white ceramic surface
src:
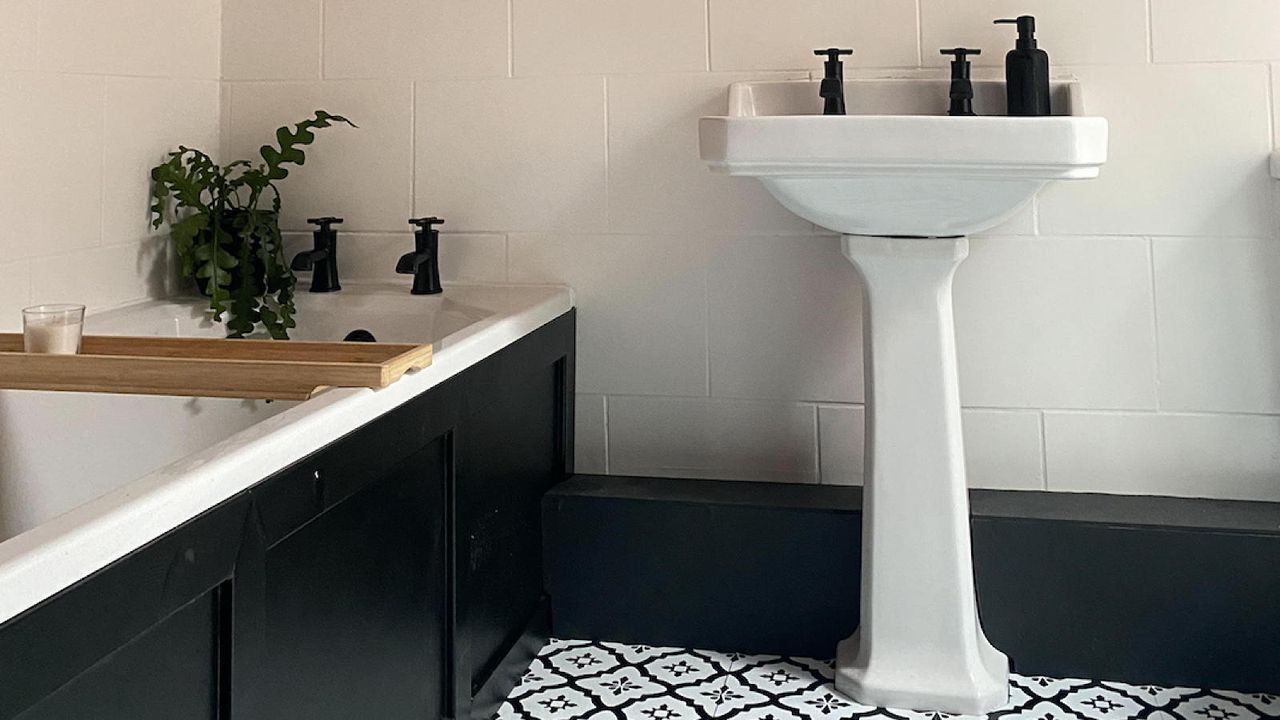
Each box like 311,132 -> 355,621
699,78 -> 1108,237
701,77 -> 1109,713
0,282 -> 573,624
834,237 -> 1008,713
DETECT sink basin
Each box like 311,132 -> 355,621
699,78 -> 1109,715
700,78 -> 1108,236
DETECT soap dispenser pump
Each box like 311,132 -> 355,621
994,15 -> 1051,116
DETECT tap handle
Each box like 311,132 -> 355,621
409,217 -> 446,232
307,216 -> 344,231
814,48 -> 854,62
940,48 -> 982,60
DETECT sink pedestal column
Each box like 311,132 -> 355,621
834,235 -> 1009,715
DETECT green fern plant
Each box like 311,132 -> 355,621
149,111 -> 356,339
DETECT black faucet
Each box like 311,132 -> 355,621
291,216 -> 343,293
940,48 -> 981,116
397,217 -> 445,295
814,48 -> 853,115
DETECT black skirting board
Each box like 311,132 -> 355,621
542,475 -> 1280,693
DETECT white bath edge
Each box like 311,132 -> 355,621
0,283 -> 574,624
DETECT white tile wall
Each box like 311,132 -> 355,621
226,80 -> 412,232
1152,237 -> 1280,414
1045,412 -> 1280,501
609,396 -> 818,483
920,0 -> 1149,68
708,235 -> 864,403
0,0 -> 220,325
38,0 -> 220,79
511,0 -> 707,76
325,0 -> 508,80
1037,64 -> 1272,238
183,1 -> 1280,500
818,405 -> 1045,491
954,236 -> 1159,410
575,394 -> 608,475
509,234 -> 709,397
709,0 -> 919,71
222,0 -> 320,80
416,77 -> 607,233
1151,0 -> 1280,63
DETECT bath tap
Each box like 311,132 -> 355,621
291,217 -> 344,293
397,217 -> 445,295
814,48 -> 853,115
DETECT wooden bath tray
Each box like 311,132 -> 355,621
0,335 -> 433,400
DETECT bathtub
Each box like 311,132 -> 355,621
0,281 -> 572,624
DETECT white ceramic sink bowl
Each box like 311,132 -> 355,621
700,78 -> 1108,236
699,78 -> 1109,715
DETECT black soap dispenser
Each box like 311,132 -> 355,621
994,16 -> 1051,116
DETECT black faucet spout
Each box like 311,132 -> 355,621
814,48 -> 853,115
399,217 -> 445,295
293,217 -> 343,293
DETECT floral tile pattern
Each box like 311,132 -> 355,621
495,639 -> 1280,720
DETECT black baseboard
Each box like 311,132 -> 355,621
542,475 -> 1280,693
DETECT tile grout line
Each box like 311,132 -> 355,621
704,0 -> 713,73
507,0 -> 514,78
914,0 -> 924,67
813,405 -> 824,486
600,395 -> 611,475
1146,236 -> 1163,412
1152,0 -> 1162,63
317,0 -> 326,79
1039,410 -> 1049,491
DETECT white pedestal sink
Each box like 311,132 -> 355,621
700,78 -> 1108,714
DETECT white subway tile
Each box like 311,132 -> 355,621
29,239 -> 169,312
709,0 -> 918,71
38,0 -> 220,78
284,232 -> 507,284
416,77 -> 607,233
817,404 -> 865,486
920,0 -> 1147,68
1038,64 -> 1272,238
0,0 -> 37,71
819,405 -> 1044,490
324,0 -> 508,80
608,72 -> 811,235
0,73 -> 104,261
954,236 -> 1158,410
1152,0 -> 1280,63
511,0 -> 706,75
103,78 -> 221,245
707,235 -> 864,403
222,0 -> 321,80
962,409 -> 1046,490
0,260 -> 30,331
609,396 -> 818,483
226,80 -> 412,232
1153,237 -> 1280,414
1045,411 -> 1280,501
575,394 -> 608,475
509,234 -> 709,397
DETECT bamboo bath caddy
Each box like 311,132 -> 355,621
0,335 -> 433,401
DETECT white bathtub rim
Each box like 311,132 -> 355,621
0,282 -> 573,625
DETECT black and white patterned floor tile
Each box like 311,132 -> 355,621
495,639 -> 1280,720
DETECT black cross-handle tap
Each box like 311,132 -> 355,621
814,48 -> 854,115
292,216 -> 344,293
940,48 -> 982,116
397,217 -> 445,295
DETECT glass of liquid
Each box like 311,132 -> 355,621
23,304 -> 86,354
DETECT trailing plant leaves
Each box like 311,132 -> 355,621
147,111 -> 354,339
